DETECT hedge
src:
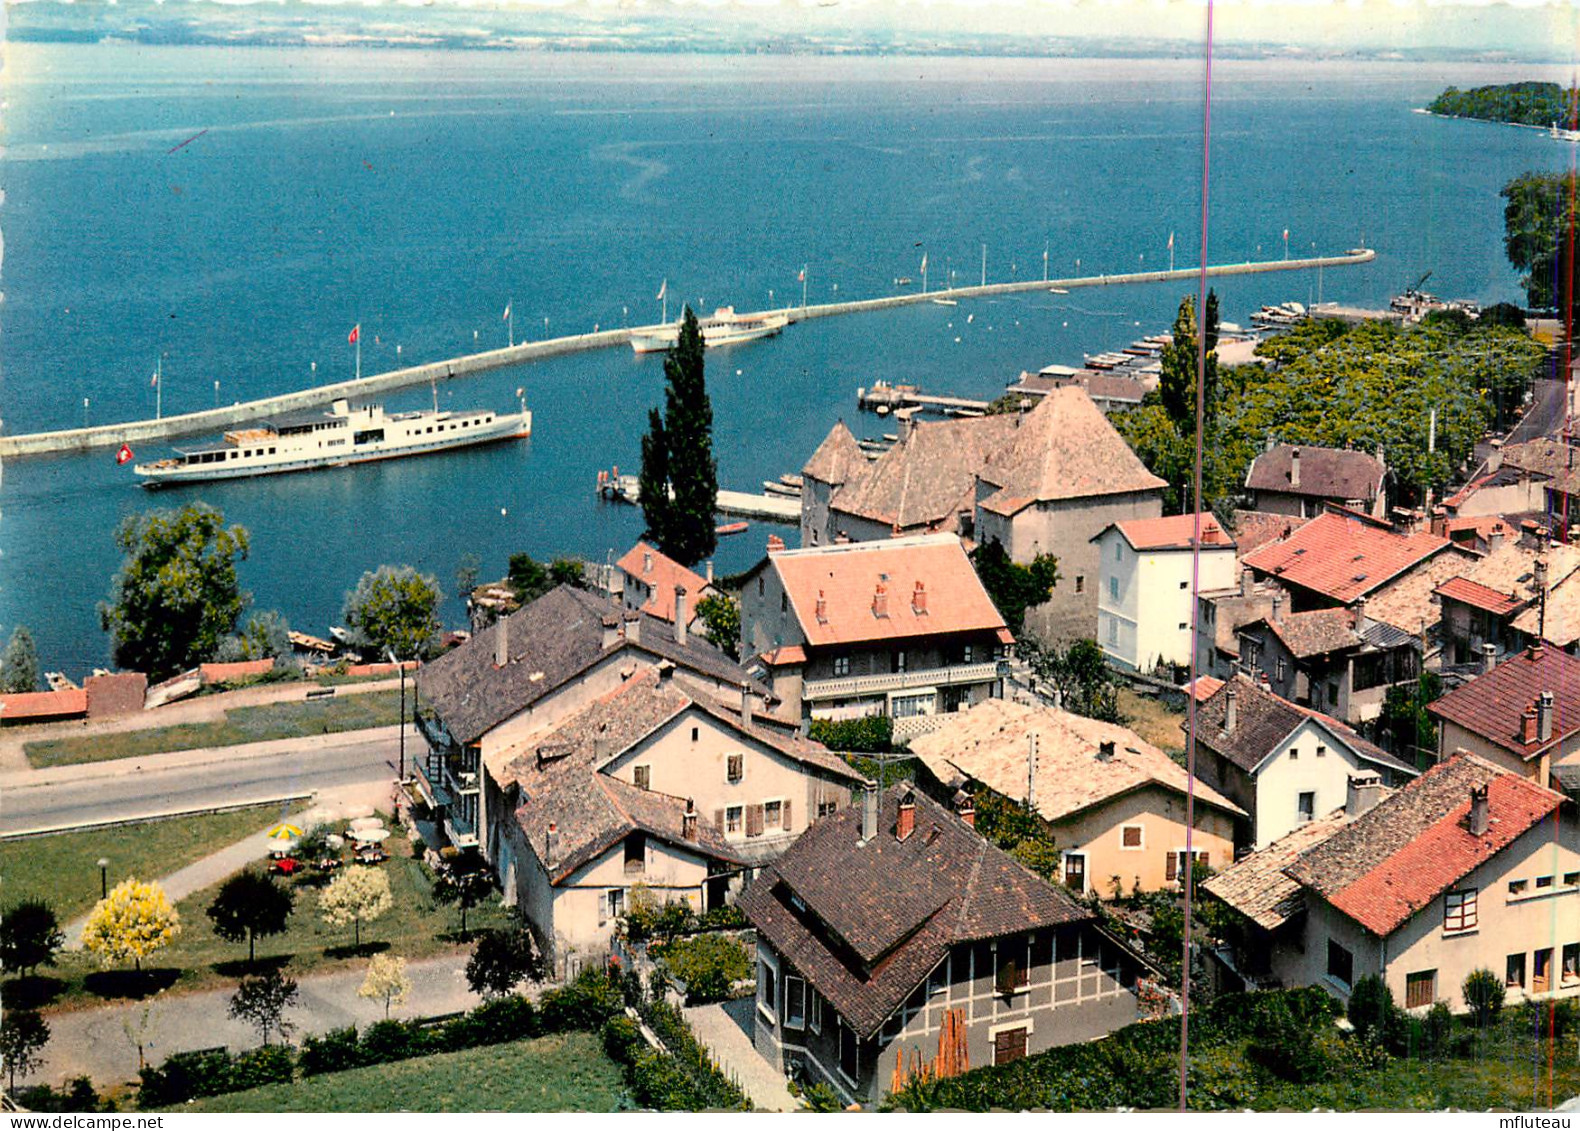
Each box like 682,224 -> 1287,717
140,969 -> 627,1108
892,987 -> 1341,1112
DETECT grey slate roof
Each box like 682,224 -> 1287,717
1246,445 -> 1384,501
739,784 -> 1090,1039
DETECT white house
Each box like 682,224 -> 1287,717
1191,673 -> 1420,850
1092,513 -> 1237,672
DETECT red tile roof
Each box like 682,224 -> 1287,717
1241,511 -> 1450,604
1288,755 -> 1562,937
1185,675 -> 1225,702
1427,642 -> 1580,757
770,534 -> 1007,647
1434,576 -> 1527,617
617,542 -> 712,624
760,645 -> 807,666
0,689 -> 88,721
1106,512 -> 1235,552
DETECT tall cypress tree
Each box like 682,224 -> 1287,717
638,308 -> 717,566
637,407 -> 673,550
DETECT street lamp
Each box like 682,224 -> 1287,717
97,857 -> 109,899
386,648 -> 407,782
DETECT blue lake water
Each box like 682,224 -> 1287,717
2,45 -> 1572,673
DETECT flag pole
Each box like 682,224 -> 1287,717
509,299 -> 515,348
155,357 -> 162,420
356,328 -> 361,380
802,266 -> 808,312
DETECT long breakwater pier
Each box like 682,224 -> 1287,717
0,249 -> 1374,460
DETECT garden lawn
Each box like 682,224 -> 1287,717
1117,689 -> 1187,757
0,804 -> 299,921
32,823 -> 514,1010
1253,1045 -> 1580,1111
176,1032 -> 628,1112
25,691 -> 403,768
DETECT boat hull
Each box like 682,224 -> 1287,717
630,315 -> 790,354
136,412 -> 531,487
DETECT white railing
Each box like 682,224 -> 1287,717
802,661 -> 1001,702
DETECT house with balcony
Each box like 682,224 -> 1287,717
740,783 -> 1151,1105
739,534 -> 1012,740
909,698 -> 1243,898
1091,512 -> 1237,673
1191,673 -> 1420,850
413,583 -> 772,856
489,667 -> 867,977
1243,444 -> 1387,520
1428,641 -> 1580,786
1205,754 -> 1580,1013
1234,597 -> 1421,727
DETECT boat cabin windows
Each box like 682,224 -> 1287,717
354,429 -> 385,446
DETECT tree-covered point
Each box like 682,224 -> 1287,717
1429,82 -> 1578,128
1112,313 -> 1545,511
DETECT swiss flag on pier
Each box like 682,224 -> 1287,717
348,324 -> 361,345
116,444 -> 134,465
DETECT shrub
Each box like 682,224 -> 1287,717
601,1015 -> 646,1066
442,994 -> 540,1050
660,934 -> 751,1003
137,1049 -> 237,1107
1247,993 -> 1331,1083
698,905 -> 747,931
225,1045 -> 294,1092
1347,973 -> 1406,1051
538,968 -> 625,1033
808,715 -> 895,754
1186,1045 -> 1258,1110
298,1027 -> 363,1077
357,1019 -> 438,1066
1463,967 -> 1505,1027
1423,1002 -> 1454,1057
16,1078 -> 104,1113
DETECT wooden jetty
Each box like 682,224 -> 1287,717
857,381 -> 992,416
596,468 -> 798,523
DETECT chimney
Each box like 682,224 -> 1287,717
627,614 -> 642,646
1240,568 -> 1254,598
683,799 -> 698,842
815,590 -> 828,625
1097,739 -> 1116,762
706,560 -> 714,584
860,783 -> 879,844
872,581 -> 889,619
1026,732 -> 1039,808
546,820 -> 559,863
1539,690 -> 1555,743
1482,642 -> 1498,674
1521,520 -> 1543,550
674,585 -> 688,647
1224,687 -> 1239,735
953,790 -> 976,828
1271,594 -> 1284,624
1522,705 -> 1539,744
898,411 -> 915,443
1346,772 -> 1384,818
740,683 -> 754,728
643,550 -> 653,575
1266,432 -> 1277,454
657,659 -> 675,683
1468,784 -> 1490,837
1353,597 -> 1369,637
896,789 -> 916,841
494,617 -> 509,669
1535,557 -> 1550,598
1430,507 -> 1447,539
1529,641 -> 1547,663
1488,524 -> 1508,551
767,534 -> 786,554
1290,447 -> 1301,490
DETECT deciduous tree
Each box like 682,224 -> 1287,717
465,926 -> 544,999
0,626 -> 40,694
215,610 -> 294,666
0,1009 -> 49,1092
694,593 -> 740,659
319,867 -> 392,950
0,899 -> 65,977
342,565 -> 442,660
1502,170 -> 1578,311
98,503 -> 251,680
206,871 -> 294,964
433,855 -> 494,939
81,879 -> 181,971
228,969 -> 300,1045
357,953 -> 412,1019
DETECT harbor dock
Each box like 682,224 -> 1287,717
0,248 -> 1375,460
596,471 -> 800,523
858,382 -> 991,415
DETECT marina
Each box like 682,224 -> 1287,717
595,469 -> 802,523
0,249 -> 1374,460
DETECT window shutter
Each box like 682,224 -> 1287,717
747,804 -> 765,837
782,799 -> 793,833
714,808 -> 726,833
1165,852 -> 1177,882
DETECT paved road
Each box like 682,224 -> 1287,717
0,730 -> 402,834
35,953 -> 481,1088
1509,375 -> 1570,446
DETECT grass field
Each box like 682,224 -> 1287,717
1117,688 -> 1188,756
0,804 -> 300,921
177,1031 -> 628,1112
19,822 -> 512,1011
24,691 -> 404,768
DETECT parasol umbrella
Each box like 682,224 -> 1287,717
348,817 -> 385,833
267,822 -> 305,841
352,828 -> 391,844
325,834 -> 346,850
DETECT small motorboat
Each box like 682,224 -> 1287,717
716,521 -> 749,536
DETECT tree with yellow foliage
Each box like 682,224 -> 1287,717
81,878 -> 181,971
358,953 -> 411,1019
319,867 -> 392,950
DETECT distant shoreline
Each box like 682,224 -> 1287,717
1416,106 -> 1579,140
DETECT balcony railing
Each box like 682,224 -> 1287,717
802,661 -> 1001,702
